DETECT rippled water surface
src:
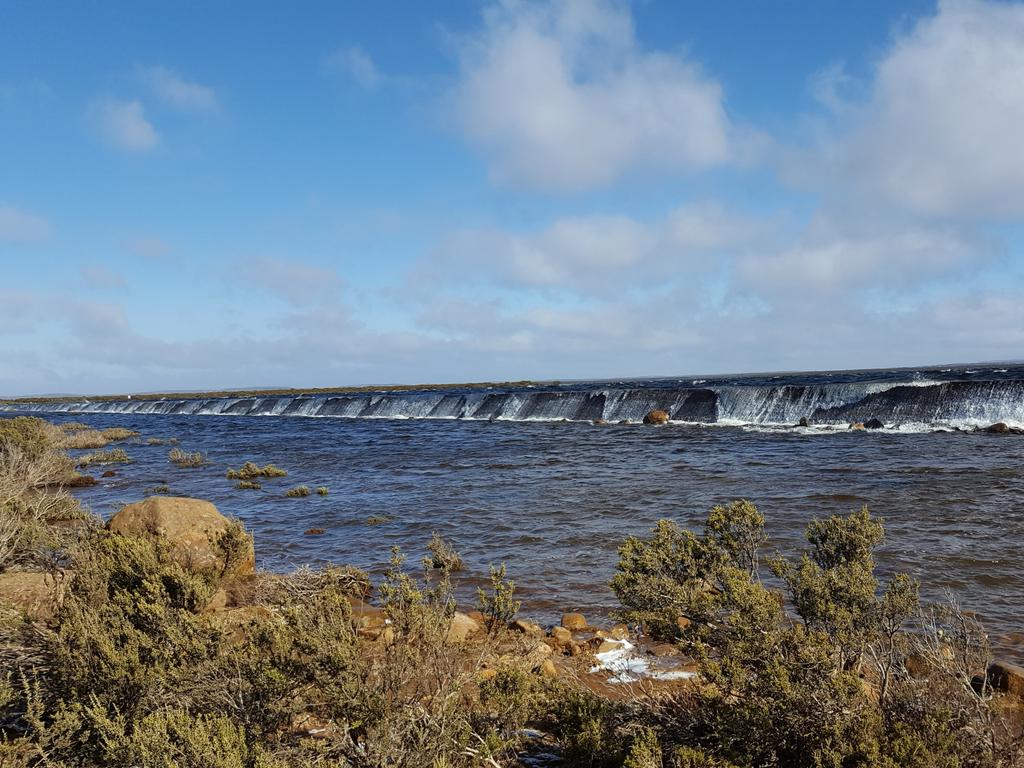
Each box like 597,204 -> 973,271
40,412 -> 1024,661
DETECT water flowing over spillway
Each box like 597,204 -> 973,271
6,364 -> 1024,430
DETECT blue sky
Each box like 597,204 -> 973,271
2,0 -> 1023,395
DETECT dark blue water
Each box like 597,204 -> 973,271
38,409 -> 1024,662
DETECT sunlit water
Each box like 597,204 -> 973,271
34,411 -> 1024,662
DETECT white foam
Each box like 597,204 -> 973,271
589,639 -> 697,684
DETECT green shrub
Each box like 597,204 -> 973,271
477,563 -> 520,633
0,416 -> 59,459
425,532 -> 463,571
285,485 -> 310,498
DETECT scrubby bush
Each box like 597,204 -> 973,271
425,531 -> 463,571
61,429 -> 109,449
0,416 -> 62,459
169,447 -> 204,467
226,462 -> 287,480
100,427 -> 138,442
477,563 -> 520,633
284,485 -> 309,498
234,480 -> 261,490
316,486 -> 328,496
77,448 -> 130,466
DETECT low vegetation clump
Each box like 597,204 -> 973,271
365,515 -> 391,525
285,485 -> 310,497
226,461 -> 288,480
57,422 -> 90,433
169,447 -> 205,468
425,531 -> 464,571
60,429 -> 109,449
99,427 -> 138,441
76,448 -> 130,467
146,436 -> 178,445
144,483 -> 170,495
316,485 -> 328,495
235,480 -> 261,490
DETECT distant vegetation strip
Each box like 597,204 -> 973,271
0,379 -> 540,405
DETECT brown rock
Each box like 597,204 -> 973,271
467,610 -> 486,624
596,639 -> 623,654
101,470 -> 116,478
609,623 -> 630,640
447,611 -> 482,643
348,597 -> 386,630
0,570 -> 69,621
987,422 -> 1011,434
561,612 -> 588,631
304,528 -> 325,535
550,626 -> 572,646
676,616 -> 692,632
643,409 -> 670,425
648,642 -> 681,658
988,660 -> 1024,698
203,587 -> 229,614
107,497 -> 255,576
849,422 -> 866,431
510,618 -> 544,636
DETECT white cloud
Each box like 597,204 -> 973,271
122,237 -> 173,261
738,218 -> 983,294
90,98 -> 159,152
814,0 -> 1024,218
430,202 -> 765,296
324,46 -> 382,90
80,265 -> 127,290
239,257 -> 345,305
143,66 -> 219,111
452,0 -> 732,190
0,204 -> 52,243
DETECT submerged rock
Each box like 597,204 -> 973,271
643,410 -> 670,425
107,496 -> 255,576
864,418 -> 885,430
797,417 -> 810,427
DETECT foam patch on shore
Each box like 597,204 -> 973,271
589,639 -> 697,684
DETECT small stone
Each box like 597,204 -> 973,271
304,527 -> 326,535
648,642 -> 681,658
676,616 -> 692,632
510,618 -> 544,636
550,626 -> 572,645
849,422 -> 866,431
609,623 -> 630,640
101,470 -> 116,478
864,418 -> 885,430
797,417 -> 810,427
561,612 -> 588,631
446,612 -> 482,643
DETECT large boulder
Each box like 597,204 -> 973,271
643,410 -> 670,425
107,497 -> 255,576
0,570 -> 70,621
447,612 -> 482,643
988,660 -> 1024,699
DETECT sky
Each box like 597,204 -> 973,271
2,0 -> 1024,396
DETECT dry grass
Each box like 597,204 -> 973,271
225,461 -> 287,480
77,448 -> 130,467
60,430 -> 109,450
168,448 -> 205,468
100,428 -> 138,442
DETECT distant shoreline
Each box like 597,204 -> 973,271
0,379 -> 539,405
